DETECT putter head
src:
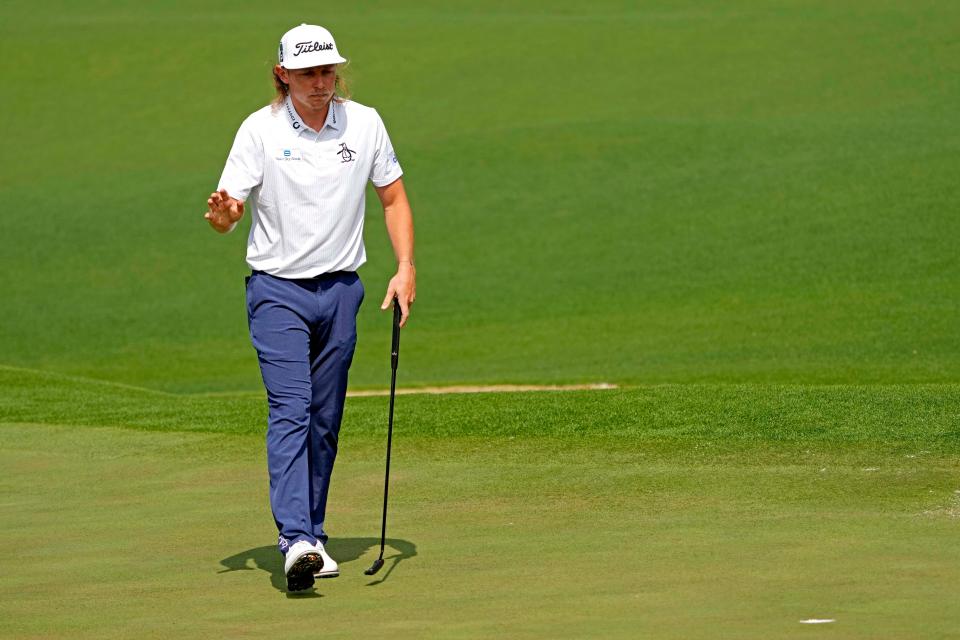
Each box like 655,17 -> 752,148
364,558 -> 385,575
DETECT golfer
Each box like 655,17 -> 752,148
204,23 -> 415,592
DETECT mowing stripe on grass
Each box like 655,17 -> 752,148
2,368 -> 958,453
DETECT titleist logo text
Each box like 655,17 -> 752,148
294,41 -> 334,56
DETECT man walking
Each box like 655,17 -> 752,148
204,23 -> 416,592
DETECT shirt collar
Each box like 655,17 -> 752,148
326,99 -> 342,132
283,95 -> 342,135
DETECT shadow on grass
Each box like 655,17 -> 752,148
218,537 -> 417,595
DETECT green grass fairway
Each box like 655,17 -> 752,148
2,0 -> 959,637
2,373 -> 960,638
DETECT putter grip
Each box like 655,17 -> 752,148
391,299 -> 401,369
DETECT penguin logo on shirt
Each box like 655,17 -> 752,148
337,143 -> 357,163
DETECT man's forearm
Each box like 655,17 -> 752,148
383,201 -> 415,265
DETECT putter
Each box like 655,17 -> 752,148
365,298 -> 402,576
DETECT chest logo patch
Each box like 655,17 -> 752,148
337,143 -> 357,163
275,148 -> 303,161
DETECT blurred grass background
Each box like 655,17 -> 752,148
1,0 -> 957,392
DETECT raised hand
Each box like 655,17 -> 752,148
204,189 -> 245,233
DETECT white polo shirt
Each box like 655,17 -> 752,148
217,96 -> 403,278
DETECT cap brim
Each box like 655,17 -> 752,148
282,55 -> 347,69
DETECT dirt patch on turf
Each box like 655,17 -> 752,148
919,491 -> 960,519
347,383 -> 618,397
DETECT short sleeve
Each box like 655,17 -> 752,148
369,110 -> 404,187
217,117 -> 264,202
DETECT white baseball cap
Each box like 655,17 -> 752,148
278,24 -> 347,69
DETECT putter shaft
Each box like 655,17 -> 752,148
367,300 -> 401,575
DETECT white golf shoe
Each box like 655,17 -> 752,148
312,540 -> 340,578
284,539 -> 323,592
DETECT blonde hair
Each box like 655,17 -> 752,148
271,64 -> 352,107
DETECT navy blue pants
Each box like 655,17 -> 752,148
245,270 -> 364,552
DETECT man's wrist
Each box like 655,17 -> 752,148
398,259 -> 415,268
